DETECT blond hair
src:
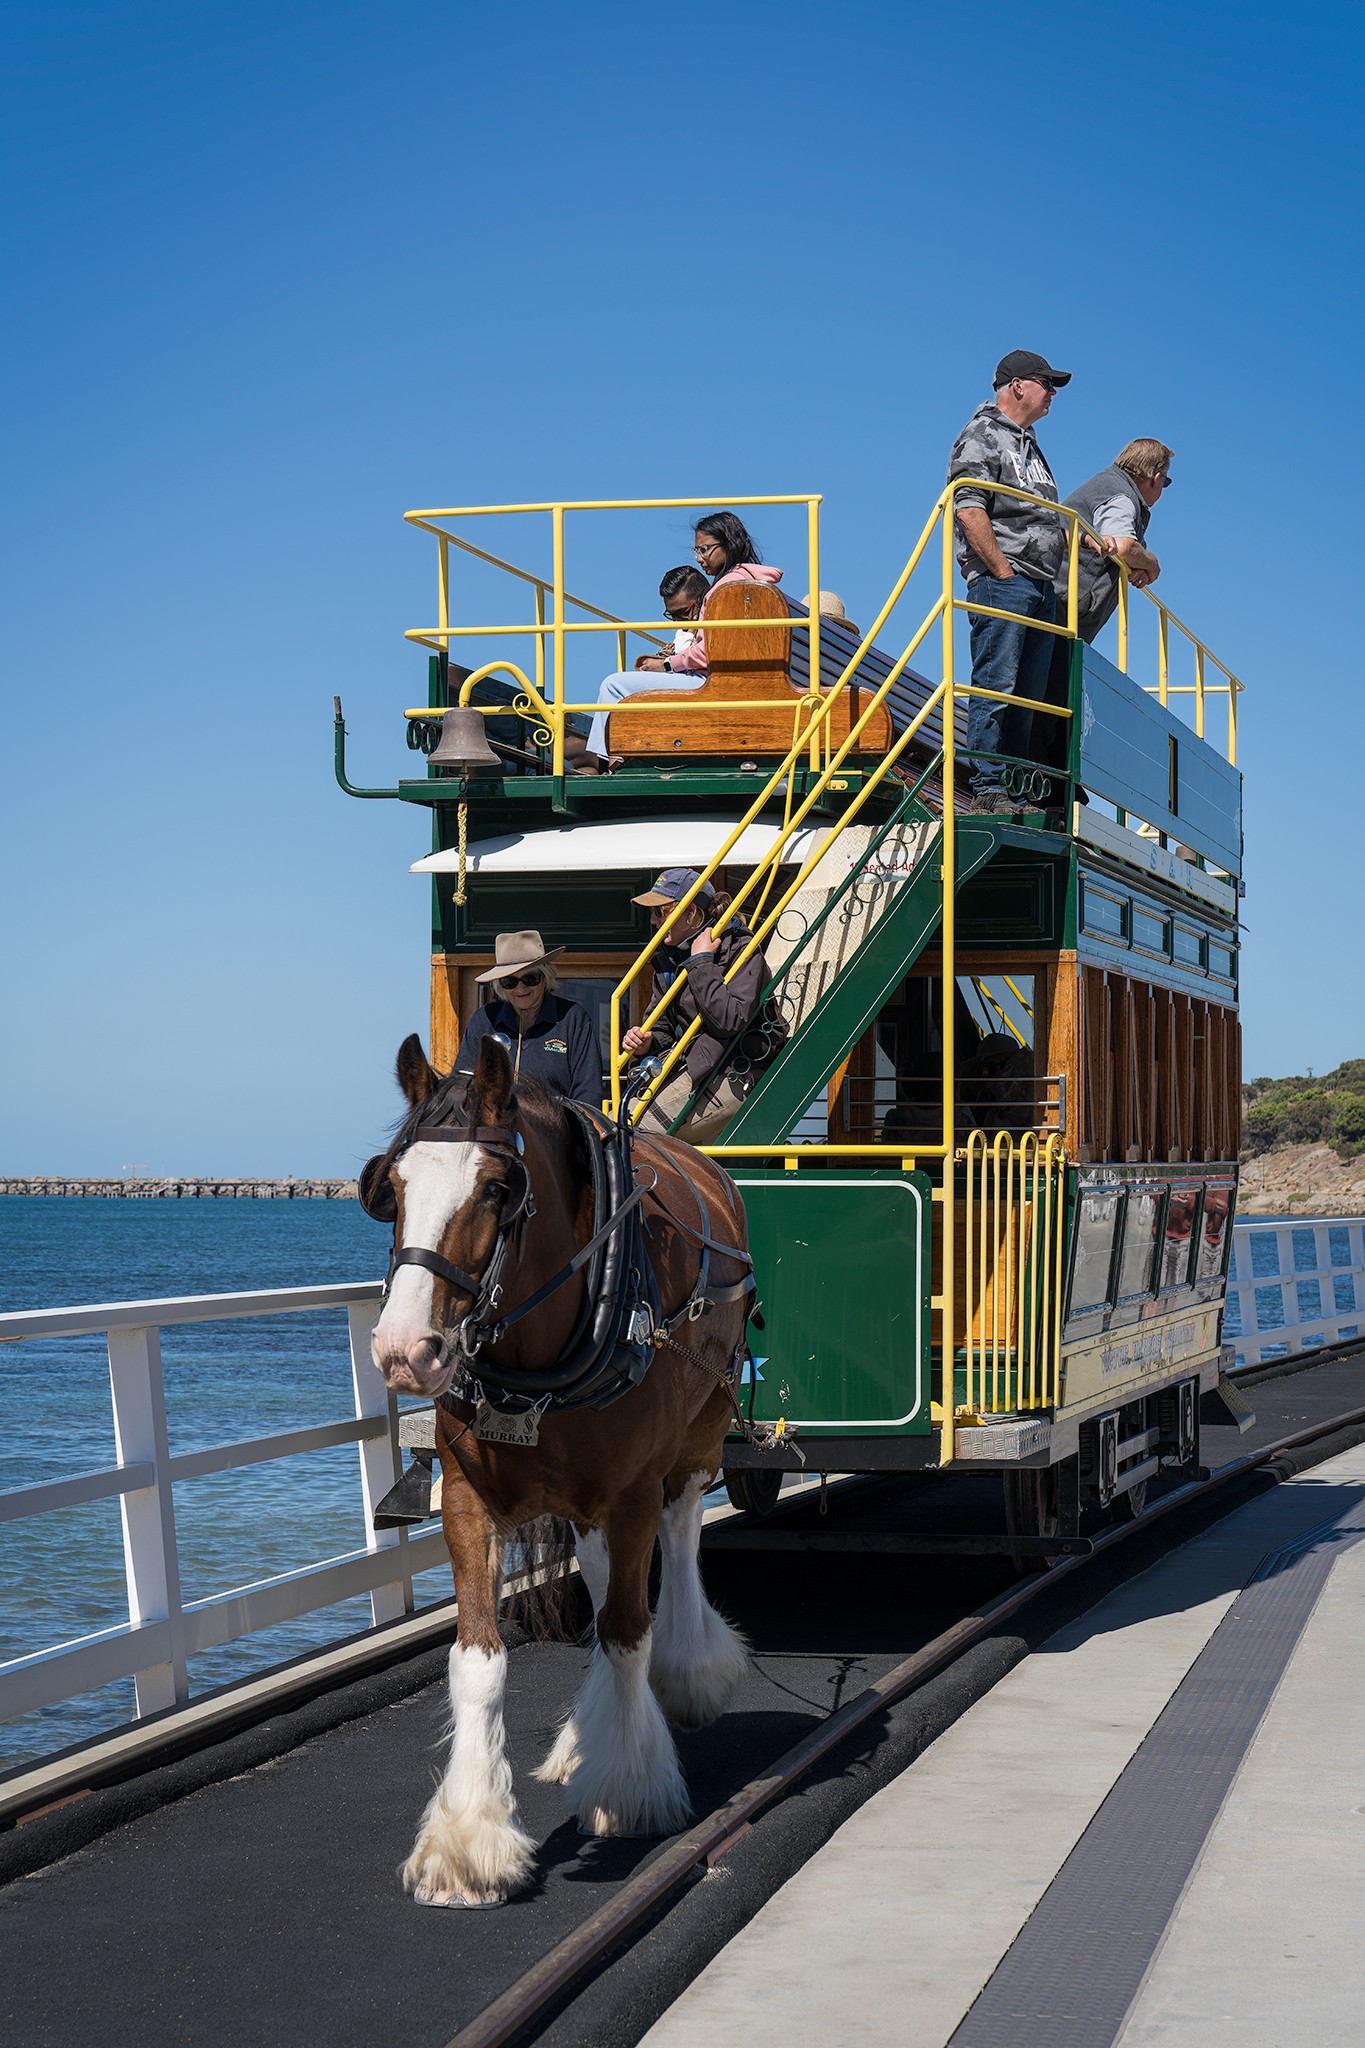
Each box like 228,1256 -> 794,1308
1114,438 -> 1173,481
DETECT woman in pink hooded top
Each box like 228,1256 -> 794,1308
582,511 -> 784,765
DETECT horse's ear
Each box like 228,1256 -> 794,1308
474,1033 -> 513,1122
396,1033 -> 437,1109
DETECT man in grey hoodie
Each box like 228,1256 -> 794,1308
946,350 -> 1069,810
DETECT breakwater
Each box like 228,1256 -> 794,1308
0,1178 -> 358,1200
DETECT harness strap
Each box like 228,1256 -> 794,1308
390,1245 -> 483,1295
489,1179 -> 648,1336
413,1123 -> 520,1150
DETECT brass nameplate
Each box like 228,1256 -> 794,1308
473,1399 -> 540,1448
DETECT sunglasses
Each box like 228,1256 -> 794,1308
497,971 -> 544,991
664,604 -> 699,620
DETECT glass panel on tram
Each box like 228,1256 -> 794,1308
1197,1187 -> 1232,1281
1117,1184 -> 1162,1299
1160,1185 -> 1200,1290
1069,1186 -> 1122,1315
831,973 -> 1049,1145
557,975 -> 630,1069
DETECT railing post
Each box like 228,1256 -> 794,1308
107,1325 -> 187,1714
551,506 -> 566,786
940,494 -> 957,1465
347,1299 -> 410,1625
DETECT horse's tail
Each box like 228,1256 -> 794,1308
506,1514 -> 579,1643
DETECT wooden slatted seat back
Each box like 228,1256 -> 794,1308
608,582 -> 893,759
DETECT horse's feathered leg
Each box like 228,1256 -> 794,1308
534,1520 -> 610,1787
402,1476 -> 535,1907
652,1390 -> 750,1729
561,1486 -> 688,1837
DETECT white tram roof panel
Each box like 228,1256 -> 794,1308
410,817 -> 822,877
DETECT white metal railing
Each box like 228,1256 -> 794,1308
0,1283 -> 452,1729
1226,1217 -> 1365,1366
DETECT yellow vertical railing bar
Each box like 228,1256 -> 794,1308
1052,1139 -> 1065,1405
963,1134 -> 976,1415
1115,569 -> 1129,674
1228,678 -> 1239,767
1157,607 -> 1169,710
1031,1138 -> 1039,1409
1001,1136 -> 1013,1410
534,583 -> 546,705
1065,514 -> 1079,640
617,627 -> 627,672
437,536 -> 450,651
940,498 -> 958,1463
1047,1138 -> 1055,1409
976,1136 -> 989,1413
806,497 -> 823,768
1194,645 -> 1206,740
551,507 -> 566,780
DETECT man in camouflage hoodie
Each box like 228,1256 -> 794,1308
946,350 -> 1069,810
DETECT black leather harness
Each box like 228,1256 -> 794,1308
360,1075 -> 756,1417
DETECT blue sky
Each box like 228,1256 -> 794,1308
3,0 -> 1361,1174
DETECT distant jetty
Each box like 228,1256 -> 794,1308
0,1177 -> 359,1200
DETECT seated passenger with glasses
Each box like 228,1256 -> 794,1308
580,512 -> 784,769
456,930 -> 604,1104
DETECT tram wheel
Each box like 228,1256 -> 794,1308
724,1469 -> 783,1518
1107,1477 -> 1149,1524
1003,1465 -> 1060,1573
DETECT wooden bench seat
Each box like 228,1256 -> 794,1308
608,584 -> 967,788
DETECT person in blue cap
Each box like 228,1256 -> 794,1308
623,869 -> 787,1142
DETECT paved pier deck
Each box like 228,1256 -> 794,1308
3,1360 -> 1364,2047
644,1441 -> 1365,2048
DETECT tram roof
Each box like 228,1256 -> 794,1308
410,816 -> 824,877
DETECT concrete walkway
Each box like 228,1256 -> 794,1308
642,1446 -> 1365,2048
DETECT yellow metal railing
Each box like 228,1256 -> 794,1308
960,1132 -> 1068,1417
402,487 -> 1245,1460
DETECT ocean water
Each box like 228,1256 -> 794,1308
0,1196 -> 456,1773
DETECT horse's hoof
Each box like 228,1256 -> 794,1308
413,1885 -> 507,1909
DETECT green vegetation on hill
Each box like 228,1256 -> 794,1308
1242,1060 -> 1365,1160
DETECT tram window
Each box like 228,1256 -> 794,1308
1196,1187 -> 1232,1281
1069,1186 -> 1122,1315
1160,1185 -> 1200,1290
557,975 -> 630,1066
1117,1184 -> 1162,1299
1131,908 -> 1169,957
1081,886 -> 1127,941
1172,926 -> 1205,969
1207,943 -> 1236,981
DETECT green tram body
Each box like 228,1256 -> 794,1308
342,490 -> 1245,1530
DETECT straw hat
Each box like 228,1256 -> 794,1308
474,930 -> 564,984
801,590 -> 861,635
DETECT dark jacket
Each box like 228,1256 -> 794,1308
458,992 -> 603,1105
649,920 -> 788,1087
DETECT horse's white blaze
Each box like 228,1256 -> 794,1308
534,1525 -> 612,1786
565,1634 -> 690,1838
651,1472 -> 750,1729
402,1642 -> 535,1906
373,1140 -> 485,1367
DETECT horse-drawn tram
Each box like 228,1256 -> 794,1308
337,484 -> 1247,1561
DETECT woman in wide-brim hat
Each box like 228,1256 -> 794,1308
456,931 -> 603,1105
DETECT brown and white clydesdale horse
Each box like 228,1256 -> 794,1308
367,1032 -> 753,1907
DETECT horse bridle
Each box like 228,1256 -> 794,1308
361,1087 -> 651,1366
360,1085 -> 538,1358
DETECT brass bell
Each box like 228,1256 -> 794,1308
428,706 -> 500,774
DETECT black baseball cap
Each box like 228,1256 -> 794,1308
994,349 -> 1071,389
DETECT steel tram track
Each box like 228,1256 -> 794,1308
444,1391 -> 1365,2048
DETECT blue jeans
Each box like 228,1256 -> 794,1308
965,574 -> 1056,794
